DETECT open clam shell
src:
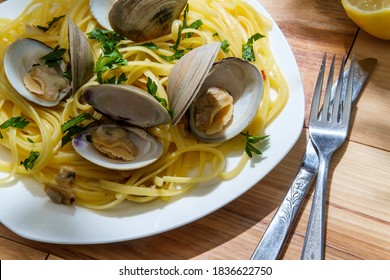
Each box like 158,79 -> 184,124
109,0 -> 188,42
3,17 -> 94,107
167,42 -> 264,142
72,124 -> 163,170
90,0 -> 187,42
189,57 -> 264,142
167,42 -> 221,125
83,84 -> 171,128
3,38 -> 69,107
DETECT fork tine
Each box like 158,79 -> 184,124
321,54 -> 336,121
310,53 -> 327,121
331,55 -> 347,122
331,55 -> 347,123
342,55 -> 355,123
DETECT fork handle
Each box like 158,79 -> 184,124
301,153 -> 332,260
251,168 -> 316,260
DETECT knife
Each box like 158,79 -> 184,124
250,57 -> 377,260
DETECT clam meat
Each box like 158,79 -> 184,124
44,166 -> 76,205
193,86 -> 234,135
23,63 -> 70,101
90,125 -> 139,161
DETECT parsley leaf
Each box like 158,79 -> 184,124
146,77 -> 174,118
64,67 -> 72,81
88,28 -> 128,84
182,4 -> 203,39
221,40 -> 230,53
0,116 -> 30,138
61,113 -> 99,147
35,15 -> 65,32
20,151 -> 40,170
95,50 -> 127,83
241,131 -> 269,158
185,19 -> 203,38
88,29 -> 124,53
40,45 -> 66,67
140,42 -> 159,50
170,23 -> 184,52
0,116 -> 29,130
160,3 -> 202,62
160,49 -> 185,62
242,33 -> 265,62
106,73 -> 127,84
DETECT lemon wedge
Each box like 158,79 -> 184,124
341,0 -> 390,40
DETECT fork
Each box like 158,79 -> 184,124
301,53 -> 355,260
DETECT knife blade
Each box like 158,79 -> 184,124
250,57 -> 377,260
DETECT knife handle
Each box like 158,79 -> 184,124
251,168 -> 315,260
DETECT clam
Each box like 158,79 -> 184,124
3,17 -> 94,107
90,0 -> 188,42
73,124 -> 163,170
167,43 -> 264,142
83,84 -> 171,127
72,84 -> 170,170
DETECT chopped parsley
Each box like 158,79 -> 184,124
182,4 -> 203,38
168,23 -> 184,53
87,28 -> 127,84
105,73 -> 127,84
160,49 -> 185,62
241,131 -> 269,158
40,45 -> 67,67
140,42 -> 159,50
0,116 -> 30,139
61,113 -> 99,147
35,15 -> 65,32
221,39 -> 230,53
160,4 -> 202,62
20,151 -> 40,170
185,19 -> 203,38
242,33 -> 265,62
64,67 -> 72,81
88,28 -> 125,54
146,77 -> 174,118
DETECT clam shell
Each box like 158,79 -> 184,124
83,84 -> 171,127
167,42 -> 221,125
3,18 -> 94,107
3,38 -> 69,107
73,124 -> 163,170
108,0 -> 188,42
67,16 -> 94,93
90,0 -> 116,30
189,58 -> 264,142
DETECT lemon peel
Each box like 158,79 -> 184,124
341,0 -> 390,40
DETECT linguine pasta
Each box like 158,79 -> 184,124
0,0 -> 288,209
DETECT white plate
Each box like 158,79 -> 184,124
0,0 -> 304,244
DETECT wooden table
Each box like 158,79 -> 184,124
0,0 -> 389,260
